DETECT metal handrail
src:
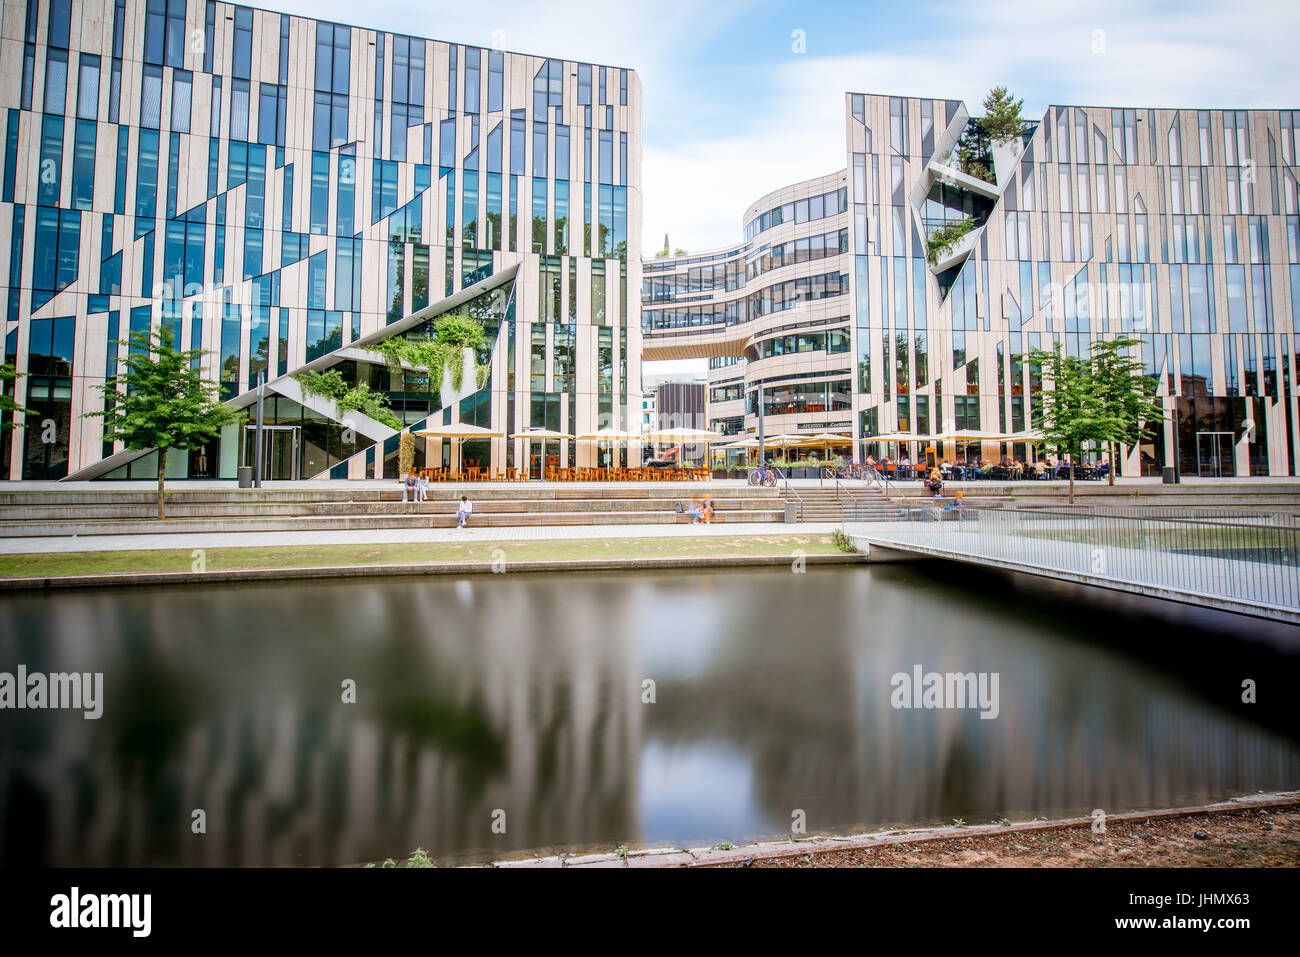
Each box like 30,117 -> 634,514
864,465 -> 894,497
776,467 -> 805,521
842,502 -> 1300,615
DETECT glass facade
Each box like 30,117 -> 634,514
644,92 -> 1300,477
1,1 -> 641,479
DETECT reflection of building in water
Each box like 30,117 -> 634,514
639,572 -> 1300,835
0,579 -> 646,866
1,571 -> 1299,865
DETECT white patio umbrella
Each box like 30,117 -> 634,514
641,427 -> 725,443
412,423 -> 503,476
509,427 -> 575,439
951,429 -> 1008,441
642,427 -> 724,469
576,427 -> 642,471
575,428 -> 642,440
510,428 -> 575,478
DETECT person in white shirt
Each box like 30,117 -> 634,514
456,495 -> 473,528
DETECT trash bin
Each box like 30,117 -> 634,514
1161,467 -> 1178,485
784,501 -> 798,523
238,466 -> 253,488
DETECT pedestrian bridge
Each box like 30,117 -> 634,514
844,505 -> 1300,624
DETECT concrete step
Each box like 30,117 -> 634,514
0,495 -> 783,523
2,508 -> 789,537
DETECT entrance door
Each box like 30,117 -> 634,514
1195,431 -> 1234,477
243,425 -> 301,480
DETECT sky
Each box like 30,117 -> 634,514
261,0 -> 1300,377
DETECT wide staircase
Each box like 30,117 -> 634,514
780,481 -> 896,522
781,477 -> 1022,522
0,485 -> 785,538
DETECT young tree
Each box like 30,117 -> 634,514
982,86 -> 1027,144
1090,337 -> 1164,486
1030,342 -> 1118,504
86,325 -> 239,519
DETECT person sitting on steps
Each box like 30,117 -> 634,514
927,466 -> 944,497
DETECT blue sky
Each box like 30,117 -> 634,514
264,0 -> 1300,255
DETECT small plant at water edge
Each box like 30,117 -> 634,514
407,847 -> 436,868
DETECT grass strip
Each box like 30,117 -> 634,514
0,534 -> 839,578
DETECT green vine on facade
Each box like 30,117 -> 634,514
925,217 -> 978,267
372,313 -> 490,394
294,368 -> 402,430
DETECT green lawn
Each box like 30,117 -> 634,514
0,534 -> 841,578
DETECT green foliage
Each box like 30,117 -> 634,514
926,217 -> 978,266
673,247 -> 687,256
712,841 -> 736,851
831,530 -> 857,553
952,819 -> 968,828
398,431 -> 415,476
1031,342 -> 1124,503
981,86 -> 1027,144
407,847 -> 436,868
955,119 -> 994,183
86,325 -> 239,518
373,313 -> 490,395
294,369 -> 401,430
1089,337 -> 1164,448
1089,337 -> 1164,485
615,844 -> 630,860
0,363 -> 32,426
295,369 -> 348,400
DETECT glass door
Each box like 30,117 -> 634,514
243,426 -> 301,480
1195,431 -> 1234,477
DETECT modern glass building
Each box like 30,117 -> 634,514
1,0 -> 642,480
644,92 -> 1300,478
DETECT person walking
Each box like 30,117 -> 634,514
456,495 -> 473,528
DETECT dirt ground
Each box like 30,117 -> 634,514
726,804 -> 1300,868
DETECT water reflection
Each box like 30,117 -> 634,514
0,567 -> 1297,866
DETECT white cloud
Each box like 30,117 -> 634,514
646,0 -> 1300,251
251,1 -> 1299,255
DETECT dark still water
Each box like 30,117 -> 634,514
1,566 -> 1298,866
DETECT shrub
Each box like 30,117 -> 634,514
398,431 -> 415,476
373,313 -> 490,394
926,217 -> 978,266
295,370 -> 402,430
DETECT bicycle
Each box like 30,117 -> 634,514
747,465 -> 778,487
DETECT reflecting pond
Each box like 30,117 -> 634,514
1,565 -> 1297,866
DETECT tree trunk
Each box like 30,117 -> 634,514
1067,451 -> 1075,505
157,449 -> 167,520
1108,440 -> 1115,486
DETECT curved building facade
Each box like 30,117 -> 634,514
645,91 -> 1300,478
642,170 -> 853,453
